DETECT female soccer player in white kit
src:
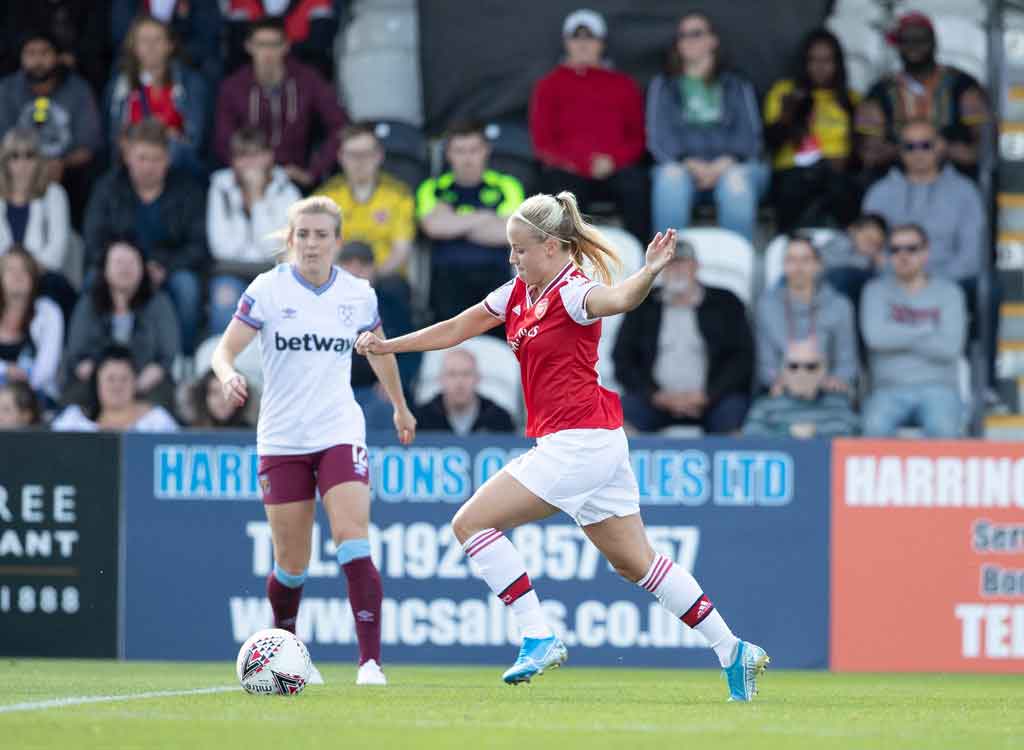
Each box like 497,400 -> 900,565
212,197 -> 417,686
358,192 -> 768,700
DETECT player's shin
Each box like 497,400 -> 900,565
637,553 -> 739,667
463,528 -> 552,639
338,539 -> 382,665
267,563 -> 306,634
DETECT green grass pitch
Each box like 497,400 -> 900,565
1,660 -> 1020,749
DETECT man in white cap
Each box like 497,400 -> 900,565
529,8 -> 650,242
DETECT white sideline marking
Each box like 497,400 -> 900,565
0,686 -> 237,714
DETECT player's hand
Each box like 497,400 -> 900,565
356,332 -> 392,356
393,406 -> 416,445
644,228 -> 677,276
222,372 -> 248,407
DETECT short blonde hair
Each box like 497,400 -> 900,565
510,192 -> 621,285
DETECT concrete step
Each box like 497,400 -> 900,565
985,414 -> 1024,440
1002,302 -> 1024,341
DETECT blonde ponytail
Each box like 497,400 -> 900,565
511,191 -> 622,285
270,196 -> 344,262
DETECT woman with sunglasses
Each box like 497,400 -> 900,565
646,11 -> 768,242
0,128 -> 77,319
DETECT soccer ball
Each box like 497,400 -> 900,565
236,628 -> 312,696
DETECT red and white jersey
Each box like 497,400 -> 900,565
483,262 -> 622,438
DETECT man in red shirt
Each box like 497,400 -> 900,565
529,9 -> 649,242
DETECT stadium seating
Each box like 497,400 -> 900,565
414,335 -> 524,424
374,120 -> 430,192
826,14 -> 891,94
337,5 -> 424,125
590,225 -> 646,394
482,120 -> 540,195
679,228 -> 755,306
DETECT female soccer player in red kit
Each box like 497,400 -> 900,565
357,192 -> 768,700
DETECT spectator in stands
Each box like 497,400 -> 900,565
111,0 -> 224,90
215,17 -> 346,189
415,348 -> 515,435
63,238 -> 180,409
0,128 -> 76,318
0,246 -> 63,404
613,239 -> 754,434
861,223 -> 966,437
188,368 -> 249,428
0,30 -> 101,222
646,11 -> 767,242
530,9 -> 649,242
316,123 -> 416,279
855,12 -> 989,180
0,4 -> 112,96
757,234 -> 858,394
819,213 -> 888,306
84,119 -> 207,353
221,0 -> 339,78
104,15 -> 207,177
207,126 -> 299,333
743,337 -> 859,438
764,29 -> 860,232
53,344 -> 179,431
0,380 -> 41,428
338,241 -> 419,430
417,120 -> 524,322
862,118 -> 998,396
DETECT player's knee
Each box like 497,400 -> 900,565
611,559 -> 646,583
450,506 -> 483,544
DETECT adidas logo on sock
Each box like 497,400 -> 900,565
697,600 -> 712,618
356,610 -> 375,622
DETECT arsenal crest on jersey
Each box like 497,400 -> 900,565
535,299 -> 549,319
338,304 -> 355,326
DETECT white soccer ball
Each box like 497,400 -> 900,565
236,628 -> 312,696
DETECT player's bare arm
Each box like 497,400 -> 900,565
211,317 -> 258,407
356,303 -> 501,356
364,325 -> 417,445
584,228 -> 678,318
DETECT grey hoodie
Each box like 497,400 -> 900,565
862,164 -> 986,281
860,274 -> 966,389
755,281 -> 858,388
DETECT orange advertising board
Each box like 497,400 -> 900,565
831,439 -> 1024,672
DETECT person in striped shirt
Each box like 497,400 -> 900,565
743,337 -> 859,438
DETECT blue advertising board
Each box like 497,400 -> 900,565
121,432 -> 829,669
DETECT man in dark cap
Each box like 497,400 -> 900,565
855,12 -> 989,179
612,239 -> 755,434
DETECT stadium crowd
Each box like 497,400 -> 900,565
0,3 -> 996,439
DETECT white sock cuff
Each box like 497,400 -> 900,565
637,554 -> 673,593
463,528 -> 504,558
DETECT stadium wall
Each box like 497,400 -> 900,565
3,432 -> 1022,672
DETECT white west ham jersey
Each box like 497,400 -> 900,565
234,264 -> 380,455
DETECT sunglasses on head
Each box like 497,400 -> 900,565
786,361 -> 822,372
902,139 -> 934,152
888,242 -> 924,255
677,28 -> 708,40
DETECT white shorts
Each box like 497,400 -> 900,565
503,427 -> 640,526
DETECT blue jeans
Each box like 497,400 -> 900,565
621,391 -> 750,435
208,274 -> 247,335
165,270 -> 202,354
862,384 -> 963,438
652,160 -> 769,241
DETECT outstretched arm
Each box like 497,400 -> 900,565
356,303 -> 502,356
364,325 -> 416,445
584,229 -> 678,319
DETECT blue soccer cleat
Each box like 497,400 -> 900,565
722,640 -> 770,702
502,635 -> 568,685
